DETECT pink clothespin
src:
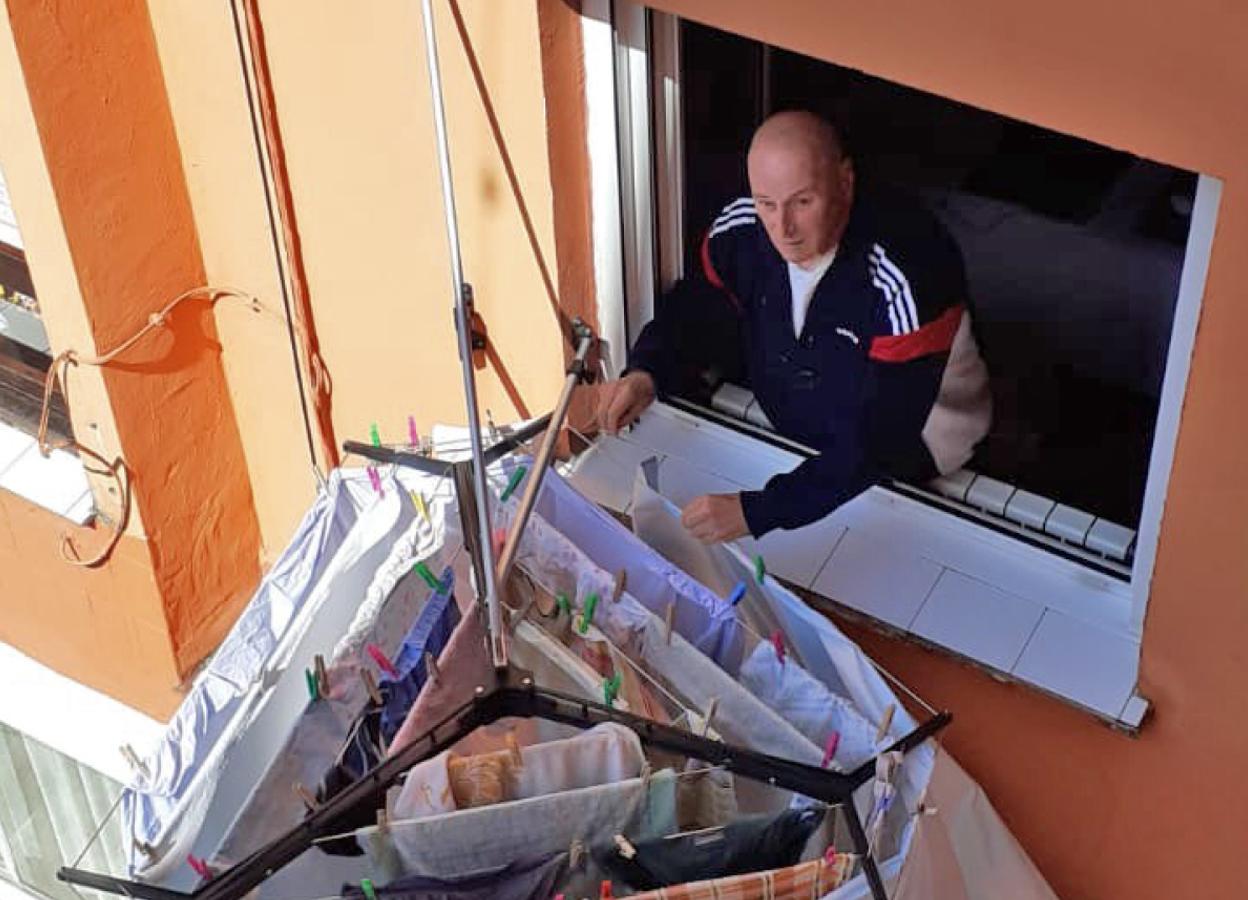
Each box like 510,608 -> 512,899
770,630 -> 786,666
367,467 -> 383,496
823,844 -> 839,865
408,415 -> 420,449
492,527 -> 507,558
186,854 -> 212,880
821,731 -> 840,769
366,643 -> 399,679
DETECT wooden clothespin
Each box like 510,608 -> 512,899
505,731 -> 523,769
361,667 -> 382,705
664,603 -> 675,645
119,744 -> 149,780
292,781 -> 319,812
611,569 -> 627,603
360,878 -> 378,900
874,704 -> 896,744
423,650 -> 440,684
701,697 -> 719,737
314,654 -> 330,698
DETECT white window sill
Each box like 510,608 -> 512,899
0,419 -> 94,523
569,401 -> 1149,731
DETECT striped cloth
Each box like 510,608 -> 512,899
627,853 -> 854,899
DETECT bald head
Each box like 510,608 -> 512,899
747,111 -> 854,267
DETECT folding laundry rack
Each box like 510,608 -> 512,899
58,3 -> 950,898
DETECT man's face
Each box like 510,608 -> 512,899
747,143 -> 854,267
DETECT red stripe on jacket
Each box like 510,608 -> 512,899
869,304 -> 964,362
701,232 -> 742,311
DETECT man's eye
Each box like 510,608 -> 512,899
797,196 -> 813,206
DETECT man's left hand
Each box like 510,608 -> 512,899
681,493 -> 749,544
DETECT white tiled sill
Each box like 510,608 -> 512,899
0,419 -> 95,524
568,402 -> 1148,732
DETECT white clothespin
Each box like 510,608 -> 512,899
613,834 -> 637,860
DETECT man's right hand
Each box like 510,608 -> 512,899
595,370 -> 656,434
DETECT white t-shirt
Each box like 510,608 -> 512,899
787,247 -> 838,338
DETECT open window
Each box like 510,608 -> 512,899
577,3 -> 1220,726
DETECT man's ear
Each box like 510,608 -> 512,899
838,157 -> 855,196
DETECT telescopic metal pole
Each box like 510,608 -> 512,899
419,0 -> 506,669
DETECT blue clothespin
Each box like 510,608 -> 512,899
726,581 -> 747,606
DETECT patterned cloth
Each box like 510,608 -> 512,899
626,853 -> 854,900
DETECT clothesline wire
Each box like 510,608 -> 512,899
563,425 -> 942,721
66,780 -> 127,872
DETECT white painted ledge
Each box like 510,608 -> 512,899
0,419 -> 94,524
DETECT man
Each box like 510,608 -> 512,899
595,110 -> 992,542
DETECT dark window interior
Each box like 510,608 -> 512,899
0,244 -> 70,443
676,21 -> 1197,529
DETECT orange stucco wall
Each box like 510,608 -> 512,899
645,1 -> 1248,898
1,0 -> 263,718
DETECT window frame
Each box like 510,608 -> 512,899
584,3 -> 1221,726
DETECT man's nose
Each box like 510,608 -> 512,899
781,207 -> 796,236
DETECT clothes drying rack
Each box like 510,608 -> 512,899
57,3 -> 950,898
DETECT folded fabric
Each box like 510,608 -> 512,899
626,852 -> 854,900
362,770 -> 678,899
339,852 -> 567,900
393,722 -> 645,820
738,641 -> 878,772
595,808 -> 826,890
378,569 -> 460,743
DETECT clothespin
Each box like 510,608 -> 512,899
753,553 -> 767,584
599,881 -> 613,900
314,654 -> 329,698
500,465 -> 528,502
770,630 -> 786,666
568,839 -> 585,870
367,467 -> 383,496
613,834 -> 637,860
367,643 -> 399,679
701,697 -> 719,737
304,668 -> 320,701
413,560 -> 440,591
377,809 -> 389,833
119,744 -> 150,780
821,731 -> 841,769
492,526 -> 507,558
664,603 -> 675,645
726,581 -> 747,606
506,731 -> 523,769
133,839 -> 155,858
407,415 -> 420,449
361,667 -> 382,705
292,781 -> 319,812
578,592 -> 600,634
360,878 -> 378,900
369,423 -> 381,448
603,672 -> 622,708
409,489 -> 430,524
611,569 -> 627,603
186,854 -> 212,881
556,592 -> 572,617
823,844 -> 839,865
423,650 -> 440,684
875,704 -> 896,744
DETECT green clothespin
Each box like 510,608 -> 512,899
556,592 -> 571,617
500,465 -> 528,502
413,561 -> 440,591
578,592 -> 600,634
603,673 -> 622,708
360,879 -> 378,900
305,668 -> 319,701
369,423 -> 381,448
753,553 -> 767,585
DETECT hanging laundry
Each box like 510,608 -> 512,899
622,851 -> 854,899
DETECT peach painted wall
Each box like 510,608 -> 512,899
0,0 -> 264,719
644,1 -> 1248,897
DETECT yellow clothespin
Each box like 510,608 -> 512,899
293,781 -> 319,812
611,569 -> 627,603
664,603 -> 675,645
874,704 -> 896,744
410,489 -> 430,524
